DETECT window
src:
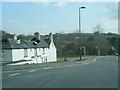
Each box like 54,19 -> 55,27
24,49 -> 28,57
43,48 -> 45,53
34,49 -> 37,56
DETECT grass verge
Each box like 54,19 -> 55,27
49,61 -> 68,63
75,58 -> 88,62
58,55 -> 81,58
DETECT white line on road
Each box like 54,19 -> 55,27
44,67 -> 52,69
29,70 -> 36,72
68,65 -> 75,66
9,73 -> 20,77
92,59 -> 96,62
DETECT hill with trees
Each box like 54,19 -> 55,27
54,32 -> 119,57
1,30 -> 119,57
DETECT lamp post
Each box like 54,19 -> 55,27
79,6 -> 85,60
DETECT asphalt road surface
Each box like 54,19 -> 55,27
2,56 -> 118,88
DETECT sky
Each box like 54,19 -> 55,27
1,1 -> 118,35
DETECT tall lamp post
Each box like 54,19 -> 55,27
79,6 -> 85,60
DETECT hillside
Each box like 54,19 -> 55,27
1,30 -> 120,57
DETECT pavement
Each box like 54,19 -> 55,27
2,56 -> 96,72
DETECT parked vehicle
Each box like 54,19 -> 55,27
115,53 -> 118,56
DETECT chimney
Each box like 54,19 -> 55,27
49,33 -> 53,42
13,34 -> 21,44
13,34 -> 17,40
34,32 -> 40,40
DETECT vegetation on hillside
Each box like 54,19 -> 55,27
1,25 -> 119,57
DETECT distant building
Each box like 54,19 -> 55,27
1,32 -> 57,63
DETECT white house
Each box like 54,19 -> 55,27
2,32 -> 57,63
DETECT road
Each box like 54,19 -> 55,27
2,56 -> 118,88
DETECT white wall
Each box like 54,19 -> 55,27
49,42 -> 57,62
45,48 -> 49,62
31,48 -> 49,63
12,48 -> 39,61
12,49 -> 25,61
2,45 -> 57,63
40,48 -> 49,63
2,50 -> 12,62
28,48 -> 34,58
11,48 -> 50,62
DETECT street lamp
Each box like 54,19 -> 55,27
79,6 -> 85,60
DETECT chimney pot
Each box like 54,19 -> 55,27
49,33 -> 53,42
34,32 -> 40,40
13,34 -> 17,40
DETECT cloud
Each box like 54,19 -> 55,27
101,3 -> 118,20
2,0 -> 52,2
3,20 -> 49,35
34,2 -> 50,6
99,3 -> 118,34
100,17 -> 118,33
32,25 -> 48,29
53,2 -> 68,7
34,2 -> 68,7
1,0 -> 119,2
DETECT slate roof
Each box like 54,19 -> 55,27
44,39 -> 51,45
2,37 -> 49,49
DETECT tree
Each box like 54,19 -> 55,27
62,42 -> 79,56
2,30 -> 14,39
93,24 -> 103,33
93,31 -> 111,55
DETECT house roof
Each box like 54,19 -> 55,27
41,35 -> 51,45
2,37 -> 49,49
44,39 -> 51,45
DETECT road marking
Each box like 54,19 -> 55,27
92,59 -> 96,62
44,67 -> 52,69
29,70 -> 36,72
68,65 -> 75,66
9,73 -> 20,77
